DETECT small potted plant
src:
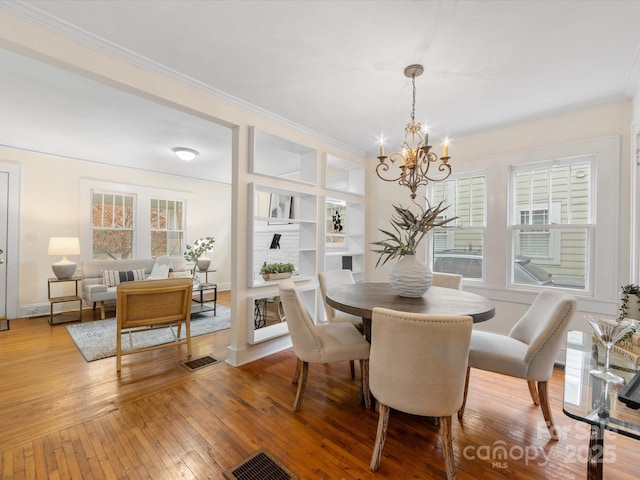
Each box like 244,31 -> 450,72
260,262 -> 295,281
619,284 -> 640,320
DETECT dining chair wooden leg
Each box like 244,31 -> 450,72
537,380 -> 559,440
370,402 -> 390,472
360,359 -> 371,410
350,360 -> 355,379
527,380 -> 540,405
458,367 -> 470,420
292,358 -> 302,384
293,361 -> 309,412
440,415 -> 458,480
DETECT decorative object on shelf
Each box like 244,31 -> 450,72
48,236 -> 80,279
260,262 -> 295,281
376,64 -> 452,200
372,201 -> 456,297
332,210 -> 343,232
184,236 -> 215,272
268,193 -> 293,224
586,315 -> 638,385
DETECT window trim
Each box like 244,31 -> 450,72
80,179 -> 192,261
449,136 -> 618,302
429,170 -> 488,283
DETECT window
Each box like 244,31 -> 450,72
150,198 -> 184,257
509,157 -> 593,290
91,192 -> 134,259
82,179 -> 189,260
431,174 -> 486,280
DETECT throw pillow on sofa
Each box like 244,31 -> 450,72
102,269 -> 146,287
147,262 -> 171,280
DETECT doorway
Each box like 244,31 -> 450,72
0,162 -> 20,329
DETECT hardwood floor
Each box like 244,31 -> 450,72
0,293 -> 638,479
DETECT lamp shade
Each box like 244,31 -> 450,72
48,237 -> 80,279
48,237 -> 80,256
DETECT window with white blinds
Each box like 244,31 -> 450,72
509,157 -> 593,288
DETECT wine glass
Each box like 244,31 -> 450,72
585,316 -> 638,385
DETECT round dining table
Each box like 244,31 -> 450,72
325,282 -> 495,340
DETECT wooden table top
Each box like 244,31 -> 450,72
325,283 -> 495,323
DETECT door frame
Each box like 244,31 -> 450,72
0,162 -> 21,320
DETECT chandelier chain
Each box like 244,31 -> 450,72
411,75 -> 416,126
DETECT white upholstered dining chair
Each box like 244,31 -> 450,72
432,272 -> 463,290
458,289 -> 576,439
278,279 -> 371,411
318,269 -> 365,379
318,270 -> 364,332
368,307 -> 472,479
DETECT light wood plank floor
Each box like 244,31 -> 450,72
0,292 -> 638,479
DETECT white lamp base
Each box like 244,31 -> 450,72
52,260 -> 77,279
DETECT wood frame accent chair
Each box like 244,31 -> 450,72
116,278 -> 193,372
432,272 -> 463,290
458,289 -> 576,440
368,307 -> 473,479
278,279 -> 371,412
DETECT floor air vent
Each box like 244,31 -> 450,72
224,449 -> 297,480
183,355 -> 219,371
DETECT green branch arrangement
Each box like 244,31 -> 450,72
619,283 -> 640,320
184,236 -> 216,263
371,201 -> 457,267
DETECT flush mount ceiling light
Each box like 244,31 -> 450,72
376,64 -> 452,199
172,147 -> 199,161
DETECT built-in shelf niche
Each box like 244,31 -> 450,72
249,127 -> 318,185
324,154 -> 365,196
246,286 -> 316,344
249,183 -> 317,288
324,197 -> 364,282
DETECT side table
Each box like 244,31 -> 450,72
48,277 -> 82,325
191,283 -> 217,315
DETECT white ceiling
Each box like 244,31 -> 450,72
1,0 -> 640,184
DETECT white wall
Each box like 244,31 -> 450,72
0,145 -> 232,313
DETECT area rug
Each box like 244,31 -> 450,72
66,305 -> 230,362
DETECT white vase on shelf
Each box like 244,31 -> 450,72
389,254 -> 432,298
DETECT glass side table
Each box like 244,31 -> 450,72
562,331 -> 640,480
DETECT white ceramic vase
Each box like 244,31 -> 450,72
197,256 -> 211,272
389,254 -> 432,297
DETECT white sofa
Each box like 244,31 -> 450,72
80,257 -> 188,319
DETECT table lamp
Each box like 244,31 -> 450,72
48,237 -> 80,279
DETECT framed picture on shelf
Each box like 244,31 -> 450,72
269,193 -> 292,224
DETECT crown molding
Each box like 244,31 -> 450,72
0,1 -> 365,157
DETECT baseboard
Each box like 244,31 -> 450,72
20,303 -> 50,318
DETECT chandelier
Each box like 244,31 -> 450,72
376,64 -> 452,199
